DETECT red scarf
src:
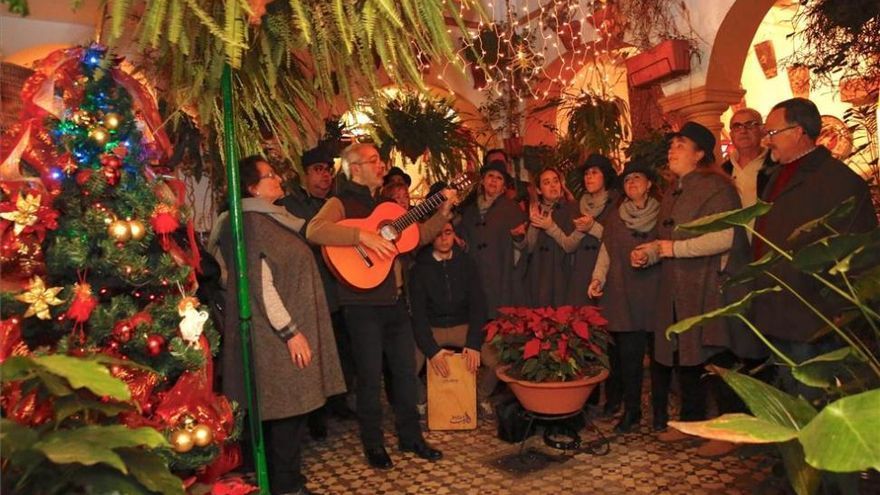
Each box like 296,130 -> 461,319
753,156 -> 805,259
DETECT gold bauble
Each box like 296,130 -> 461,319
191,424 -> 214,447
128,219 -> 147,241
103,112 -> 121,130
170,429 -> 194,453
89,126 -> 109,144
108,219 -> 132,242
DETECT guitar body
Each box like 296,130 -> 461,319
322,201 -> 420,290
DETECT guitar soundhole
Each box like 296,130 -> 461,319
379,224 -> 399,242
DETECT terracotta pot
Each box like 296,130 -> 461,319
624,39 -> 691,88
496,365 -> 609,415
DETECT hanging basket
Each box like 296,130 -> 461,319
625,39 -> 692,88
496,365 -> 609,415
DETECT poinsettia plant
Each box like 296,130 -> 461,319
485,305 -> 611,382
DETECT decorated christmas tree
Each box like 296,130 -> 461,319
1,45 -> 242,494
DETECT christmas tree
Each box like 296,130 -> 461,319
1,45 -> 241,494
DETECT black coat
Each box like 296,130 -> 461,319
409,246 -> 487,357
525,199 -> 578,308
752,146 -> 877,342
565,191 -> 618,306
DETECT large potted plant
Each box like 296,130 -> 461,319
485,305 -> 611,415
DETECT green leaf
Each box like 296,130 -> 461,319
791,347 -> 871,390
799,389 -> 880,472
118,448 -> 185,495
791,231 -> 879,275
665,287 -> 781,338
76,467 -> 153,495
669,413 -> 798,443
786,197 -> 856,244
0,418 -> 39,455
1,355 -> 37,381
779,440 -> 822,495
36,369 -> 74,397
34,425 -> 169,473
710,366 -> 818,429
675,200 -> 773,234
724,250 -> 783,287
55,395 -> 133,423
34,355 -> 131,401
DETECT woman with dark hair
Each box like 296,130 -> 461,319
588,160 -> 661,433
210,155 -> 345,495
630,122 -> 748,443
564,154 -> 619,306
524,166 -> 579,307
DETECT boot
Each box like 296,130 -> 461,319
613,410 -> 642,433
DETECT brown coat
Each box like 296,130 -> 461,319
525,199 -> 579,307
218,212 -> 346,420
752,146 -> 877,342
598,205 -> 660,333
652,172 -> 744,367
565,192 -> 617,306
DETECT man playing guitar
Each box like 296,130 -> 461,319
306,143 -> 456,470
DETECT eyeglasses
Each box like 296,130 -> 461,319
353,155 -> 382,166
764,125 -> 799,138
730,120 -> 761,132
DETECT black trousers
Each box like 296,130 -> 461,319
611,330 -> 649,414
343,301 -> 422,449
650,353 -> 706,423
263,414 -> 307,494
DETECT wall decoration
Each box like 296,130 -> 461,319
754,40 -> 778,79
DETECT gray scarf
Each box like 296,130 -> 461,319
477,193 -> 498,218
207,198 -> 306,286
580,190 -> 609,218
619,197 -> 660,233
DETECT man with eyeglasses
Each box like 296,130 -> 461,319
721,108 -> 776,238
281,147 -> 358,442
752,98 -> 876,398
307,143 -> 456,470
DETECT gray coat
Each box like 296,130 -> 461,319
459,196 -> 527,317
599,205 -> 660,333
565,192 -> 617,306
652,172 -> 744,367
218,211 -> 346,420
752,146 -> 877,342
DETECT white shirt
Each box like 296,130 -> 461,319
728,148 -> 767,241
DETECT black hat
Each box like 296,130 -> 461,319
620,160 -> 657,182
384,166 -> 412,186
301,147 -> 334,170
479,159 -> 511,181
671,122 -> 716,163
578,153 -> 616,189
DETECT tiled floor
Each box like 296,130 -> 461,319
298,405 -> 795,495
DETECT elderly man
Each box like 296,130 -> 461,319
722,108 -> 776,236
753,98 -> 877,396
306,143 -> 455,469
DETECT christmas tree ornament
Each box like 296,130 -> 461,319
107,219 -> 131,242
75,168 -> 92,186
15,276 -> 65,320
89,126 -> 109,145
128,219 -> 147,240
112,321 -> 133,343
71,109 -> 92,126
102,165 -> 120,186
66,281 -> 98,324
191,423 -> 214,447
170,428 -> 194,453
100,154 -> 122,169
145,334 -> 165,356
0,193 -> 42,235
150,203 -> 180,235
103,112 -> 121,130
178,296 -> 208,347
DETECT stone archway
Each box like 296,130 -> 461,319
658,0 -> 778,150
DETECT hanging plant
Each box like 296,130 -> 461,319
367,92 -> 476,182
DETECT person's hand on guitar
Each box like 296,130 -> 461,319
286,333 -> 312,369
438,188 -> 459,217
359,230 -> 396,259
429,349 -> 455,377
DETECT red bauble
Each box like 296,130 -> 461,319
100,154 -> 122,169
146,334 -> 165,356
112,321 -> 133,343
102,166 -> 120,186
75,168 -> 93,186
106,339 -> 120,352
150,205 -> 180,235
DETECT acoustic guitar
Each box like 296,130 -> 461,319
322,174 -> 474,290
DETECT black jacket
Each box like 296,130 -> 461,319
409,245 -> 487,357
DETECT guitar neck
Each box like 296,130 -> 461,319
390,192 -> 447,232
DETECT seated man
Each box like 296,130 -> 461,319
409,222 -> 498,417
